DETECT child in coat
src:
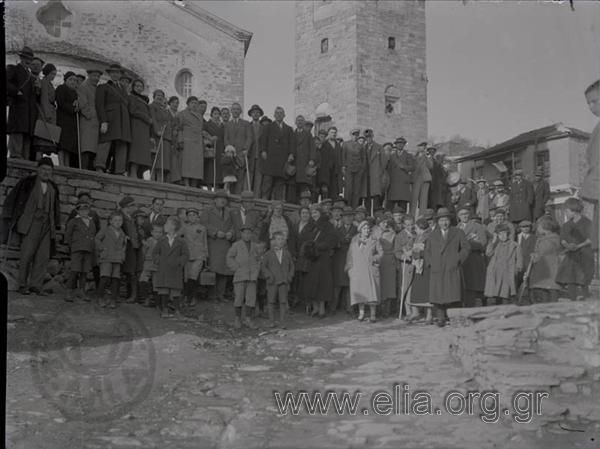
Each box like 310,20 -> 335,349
139,223 -> 162,307
261,231 -> 295,328
65,201 -> 97,302
254,240 -> 268,318
516,220 -> 536,304
484,223 -> 522,305
555,197 -> 594,301
226,225 -> 261,329
222,145 -> 238,193
529,216 -> 562,303
95,212 -> 127,308
153,216 -> 190,318
180,208 -> 208,307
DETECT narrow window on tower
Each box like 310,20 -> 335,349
388,37 -> 396,50
321,38 -> 329,54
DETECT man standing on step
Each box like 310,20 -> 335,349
2,158 -> 61,295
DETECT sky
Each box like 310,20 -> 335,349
199,0 -> 600,147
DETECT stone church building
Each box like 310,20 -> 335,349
5,0 -> 252,107
294,0 -> 427,146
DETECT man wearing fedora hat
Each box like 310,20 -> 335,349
361,129 -> 386,213
292,115 -> 317,204
386,137 -> 414,212
94,64 -> 132,174
77,68 -> 103,170
508,168 -> 534,224
7,46 -> 39,160
532,169 -> 550,221
342,128 -> 366,208
424,207 -> 470,326
411,142 -> 433,217
248,104 -> 265,193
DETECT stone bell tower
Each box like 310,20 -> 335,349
294,0 -> 427,146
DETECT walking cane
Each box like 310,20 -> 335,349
244,153 -> 251,192
150,125 -> 167,180
76,112 -> 82,169
399,260 -> 407,320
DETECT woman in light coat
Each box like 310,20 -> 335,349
484,223 -> 523,304
346,220 -> 383,322
176,96 -> 205,188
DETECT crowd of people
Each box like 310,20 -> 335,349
2,155 -> 594,329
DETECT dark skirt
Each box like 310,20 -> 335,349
332,247 -> 349,287
462,250 -> 486,292
305,254 -> 334,303
555,248 -> 594,286
411,264 -> 430,304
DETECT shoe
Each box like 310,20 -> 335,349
357,311 -> 365,321
435,319 -> 446,328
18,287 -> 30,295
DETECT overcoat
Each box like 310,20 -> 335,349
180,222 -> 208,262
168,109 -> 182,183
68,208 -> 101,233
128,94 -> 152,168
294,129 -> 317,184
316,139 -> 341,196
346,235 -> 383,305
458,221 -> 488,292
176,108 -> 205,180
262,248 -> 295,285
149,101 -> 172,172
428,159 -> 447,209
532,179 -> 550,221
484,239 -> 522,299
555,216 -> 594,285
121,212 -> 141,274
203,119 -> 224,186
456,185 -> 477,211
259,121 -> 294,177
95,81 -> 131,143
529,233 -> 561,291
230,207 -> 263,240
410,229 -> 431,305
508,180 -> 534,222
152,235 -> 190,290
425,227 -> 470,304
332,223 -> 357,287
518,233 -> 537,270
226,240 -> 261,283
305,217 -> 338,303
39,77 -> 57,126
96,227 -> 126,264
379,230 -> 398,299
200,206 -> 235,275
65,216 -> 97,253
7,63 -> 38,135
77,80 -> 99,153
295,220 -> 316,273
55,84 -> 78,154
361,141 -> 387,198
476,188 -> 490,221
386,150 -> 414,202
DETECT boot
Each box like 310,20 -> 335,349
159,295 -> 169,318
234,307 -> 242,329
267,304 -> 276,328
244,306 -> 257,329
369,304 -> 377,323
109,278 -> 120,309
279,303 -> 287,329
188,280 -> 198,307
125,276 -> 138,303
96,277 -> 109,308
173,296 -> 183,319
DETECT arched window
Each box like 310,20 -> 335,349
37,0 -> 73,38
175,69 -> 193,98
388,37 -> 396,50
321,38 -> 329,54
384,85 -> 401,115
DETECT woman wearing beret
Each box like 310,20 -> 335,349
128,79 -> 153,178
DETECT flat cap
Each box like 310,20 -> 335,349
119,196 -> 135,208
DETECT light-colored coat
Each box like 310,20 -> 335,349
77,80 -> 99,153
346,235 -> 383,305
176,108 -> 205,180
529,233 -> 561,291
226,240 -> 261,282
484,239 -> 522,299
96,227 -> 126,263
180,222 -> 208,262
425,227 -> 470,304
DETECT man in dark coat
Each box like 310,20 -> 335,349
342,128 -> 366,208
142,197 -> 168,235
224,102 -> 253,194
231,191 -> 263,240
260,107 -> 294,200
532,168 -> 551,221
386,137 -> 414,211
292,115 -> 317,203
361,129 -> 387,213
317,127 -> 341,202
247,104 -> 265,195
7,46 -> 40,160
95,64 -> 132,174
424,207 -> 470,326
1,158 -> 61,295
428,148 -> 447,210
508,169 -> 534,224
117,196 -> 140,302
455,179 -> 477,212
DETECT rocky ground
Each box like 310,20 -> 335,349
5,291 -> 600,449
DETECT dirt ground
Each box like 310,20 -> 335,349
6,292 -> 600,449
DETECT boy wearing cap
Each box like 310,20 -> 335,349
484,223 -> 522,305
181,208 -> 208,307
487,209 -> 515,241
226,225 -> 261,328
65,201 -> 97,301
262,231 -> 295,328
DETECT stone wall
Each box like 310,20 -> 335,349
5,0 -> 250,108
449,302 -> 600,429
294,0 -> 427,145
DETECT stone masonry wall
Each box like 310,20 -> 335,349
5,0 -> 247,108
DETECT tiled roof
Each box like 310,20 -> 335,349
455,123 -> 590,162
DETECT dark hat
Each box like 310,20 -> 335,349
32,56 -> 45,64
37,157 -> 54,168
214,189 -> 229,199
436,207 -> 452,219
357,135 -> 366,141
240,190 -> 255,200
271,200 -> 284,208
304,120 -> 314,128
392,205 -> 405,214
75,74 -> 86,80
422,208 -> 435,219
383,142 -> 394,147
374,207 -> 385,214
535,168 -> 544,177
119,196 -> 135,208
106,63 -> 122,73
86,68 -> 102,75
120,72 -> 133,81
259,116 -> 272,124
471,215 -> 483,222
417,141 -> 428,147
415,217 -> 429,230
496,223 -> 510,234
63,71 -> 77,81
492,180 -> 504,187
318,129 -> 327,136
395,136 -> 407,144
342,206 -> 354,216
133,209 -> 147,218
300,190 -> 312,200
18,46 -> 34,59
187,208 -> 200,215
320,198 -> 332,205
457,206 -> 471,214
513,169 -> 524,176
240,223 -> 253,232
355,205 -> 368,214
476,177 -> 487,184
363,128 -> 374,137
332,203 -> 343,211
519,220 -> 532,228
426,146 -> 437,153
76,201 -> 90,210
351,128 -> 361,135
333,195 -> 347,205
247,104 -> 264,116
